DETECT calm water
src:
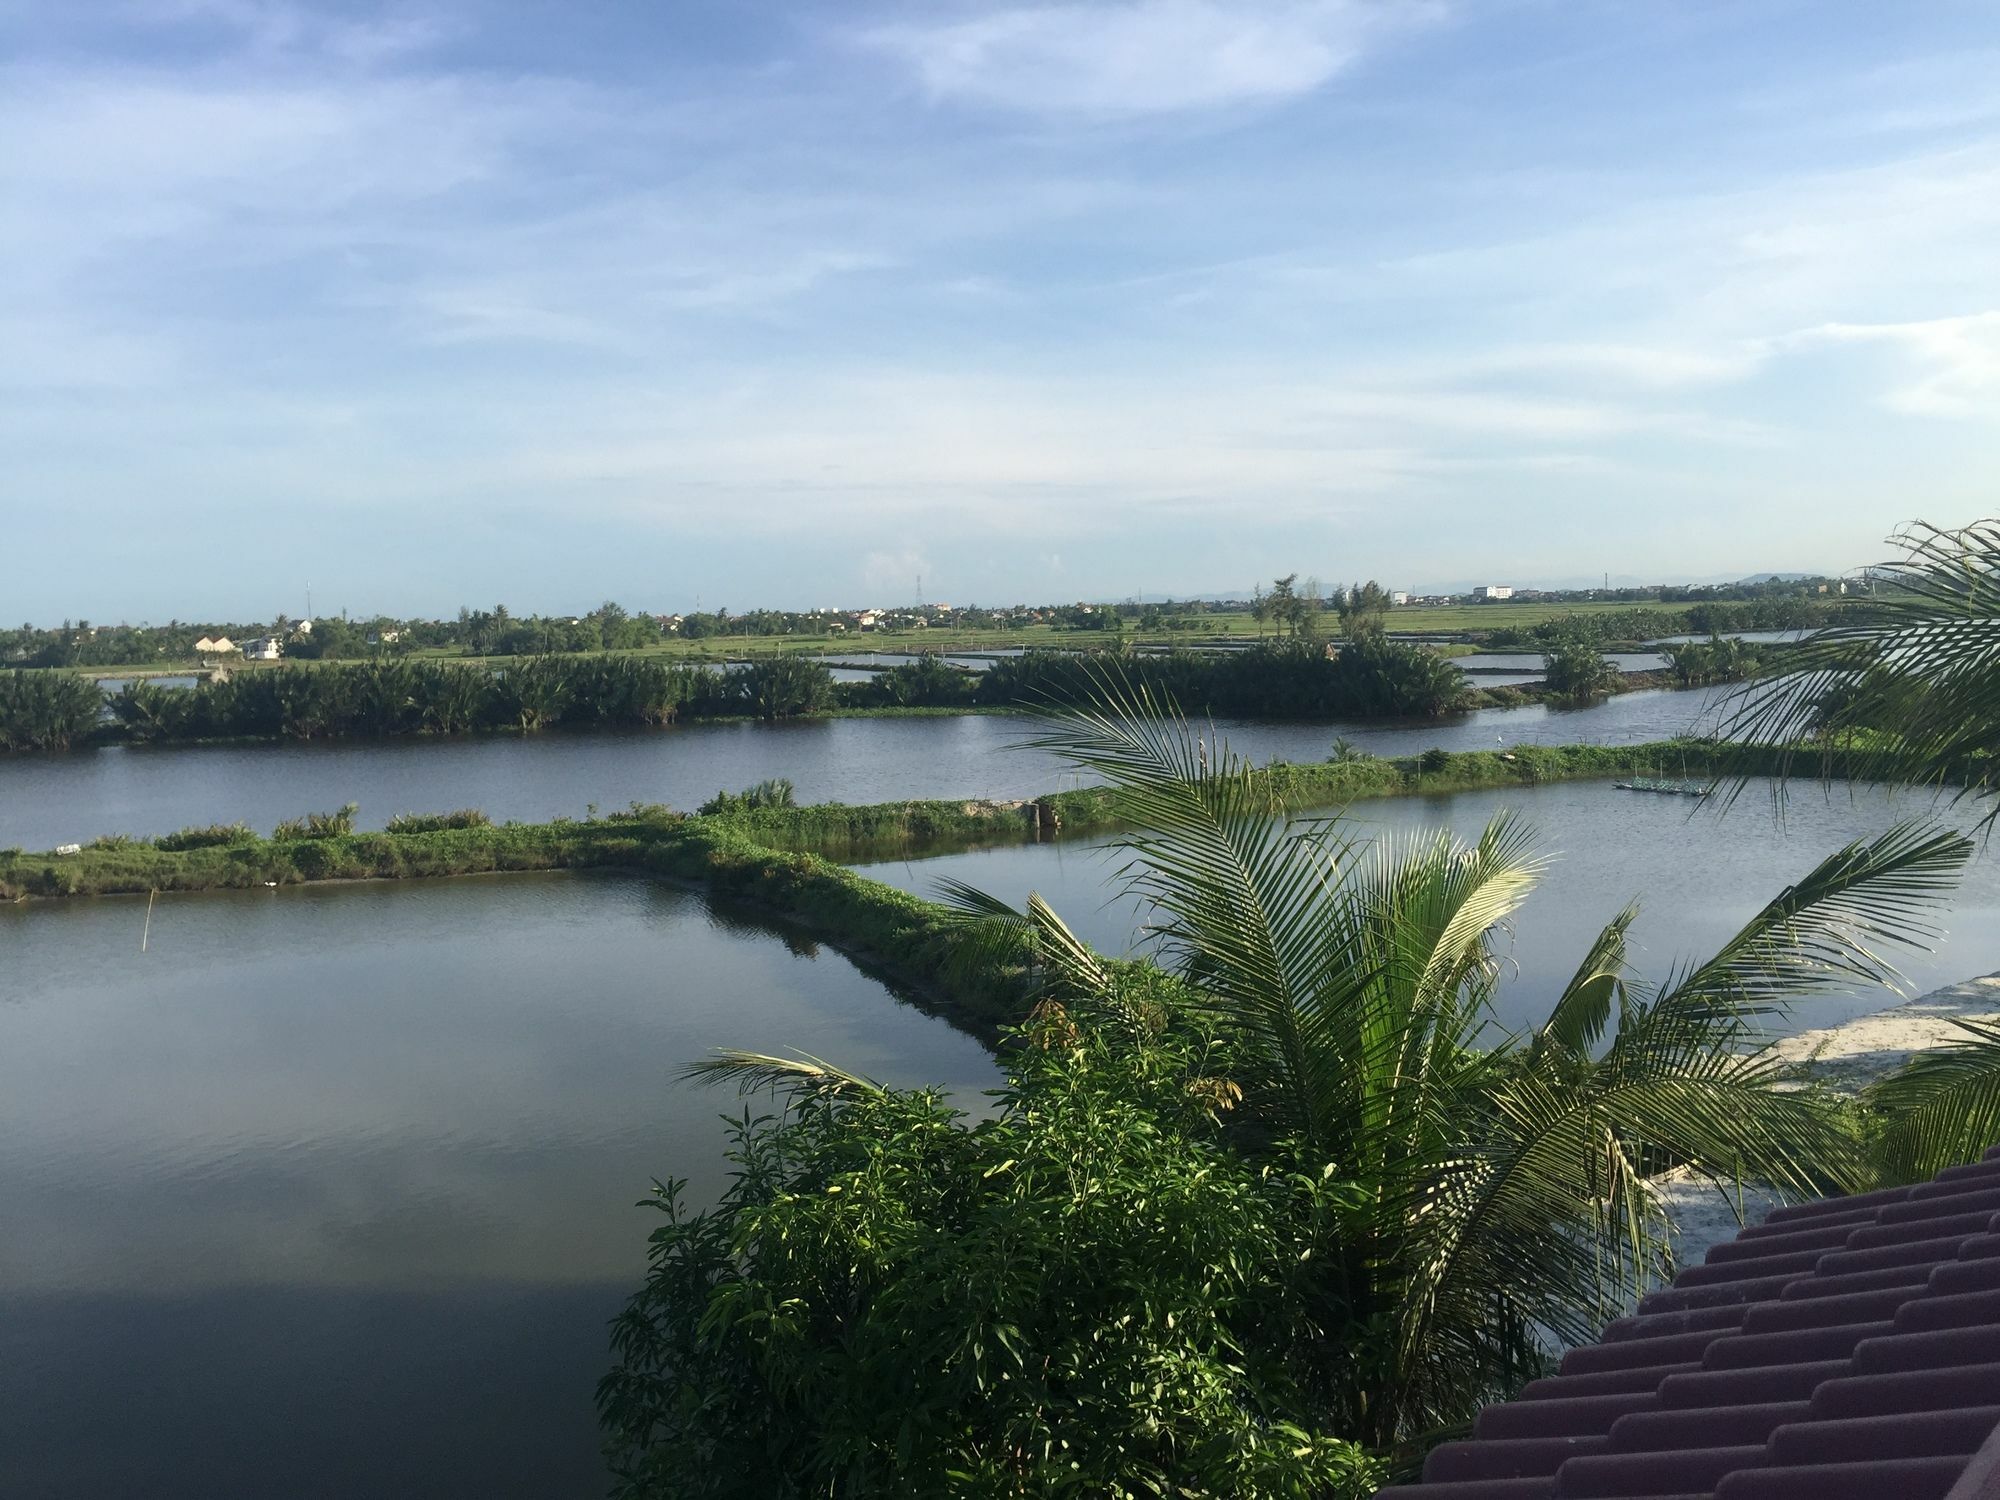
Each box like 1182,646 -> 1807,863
0,874 -> 996,1499
0,689 -> 1725,850
853,779 -> 2000,1038
1459,652 -> 1667,673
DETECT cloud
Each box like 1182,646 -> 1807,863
861,548 -> 935,599
858,0 -> 1423,117
1790,312 -> 2000,416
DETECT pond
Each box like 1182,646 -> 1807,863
0,873 -> 997,1499
852,777 -> 2000,1039
0,689 -> 1727,851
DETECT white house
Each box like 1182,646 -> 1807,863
1390,591 -> 1410,606
242,636 -> 283,661
1472,585 -> 1514,601
857,610 -> 884,630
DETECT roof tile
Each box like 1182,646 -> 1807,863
1375,1149 -> 2000,1500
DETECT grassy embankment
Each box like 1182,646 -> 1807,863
0,738 -> 1887,1037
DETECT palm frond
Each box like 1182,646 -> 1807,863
1868,1017 -> 2000,1182
1717,520 -> 2000,821
681,1050 -> 884,1100
1651,821 -> 1971,1024
930,876 -> 1110,997
1533,903 -> 1638,1059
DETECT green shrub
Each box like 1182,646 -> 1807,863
272,803 -> 358,840
153,822 -> 258,851
599,983 -> 1383,1499
698,779 -> 797,816
384,808 -> 492,834
87,834 -> 141,850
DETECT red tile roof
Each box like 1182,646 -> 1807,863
1376,1144 -> 2000,1500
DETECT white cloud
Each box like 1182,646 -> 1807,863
1792,312 -> 2000,416
858,0 -> 1426,117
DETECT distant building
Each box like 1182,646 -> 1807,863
858,610 -> 884,630
193,635 -> 240,655
242,637 -> 283,661
1390,591 -> 1410,606
1472,585 -> 1514,601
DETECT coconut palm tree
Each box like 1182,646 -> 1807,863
1719,519 -> 2000,819
1720,520 -> 2000,1181
932,679 -> 1970,1445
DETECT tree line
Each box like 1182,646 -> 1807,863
1486,596 -> 1836,648
0,639 -> 1479,752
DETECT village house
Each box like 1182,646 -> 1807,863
193,635 -> 240,655
241,636 -> 283,661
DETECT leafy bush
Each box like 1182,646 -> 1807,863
272,803 -> 358,840
0,669 -> 103,752
977,639 -> 1469,720
384,809 -> 492,834
87,834 -> 142,850
1541,639 -> 1622,703
599,982 -> 1383,1500
733,658 -> 834,720
698,779 -> 797,817
153,822 -> 259,851
842,652 -> 979,708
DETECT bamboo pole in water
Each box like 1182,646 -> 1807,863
141,888 -> 156,953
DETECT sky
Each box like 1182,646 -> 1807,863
4,0 -> 1999,623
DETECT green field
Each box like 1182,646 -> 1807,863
60,599 -> 1714,679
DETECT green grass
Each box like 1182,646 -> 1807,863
50,601 -> 1709,679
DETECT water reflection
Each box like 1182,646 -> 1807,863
0,874 -> 997,1499
852,779 -> 2000,1039
0,688 -> 1726,849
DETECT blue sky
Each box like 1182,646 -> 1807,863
5,0 -> 1998,622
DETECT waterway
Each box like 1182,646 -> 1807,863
0,689 -> 1728,850
852,778 -> 2000,1040
0,873 -> 996,1498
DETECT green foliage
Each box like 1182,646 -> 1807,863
1664,635 -> 1766,686
0,669 -> 103,752
1336,580 -> 1392,641
846,652 -> 979,708
273,803 -> 359,841
1488,599 -> 1832,650
698,779 -> 798,817
1722,520 -> 2000,819
734,657 -> 834,720
1867,1018 -> 2000,1183
383,809 -> 492,834
1541,638 -> 1622,704
102,657 -> 733,745
599,982 -> 1384,1500
153,823 -> 259,852
977,639 -> 1469,720
1251,574 -> 1323,639
995,692 -> 1968,1446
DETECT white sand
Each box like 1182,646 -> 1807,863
1654,972 -> 2000,1267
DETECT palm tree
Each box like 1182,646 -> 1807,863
1719,519 -> 2000,819
934,679 -> 1969,1446
1721,520 -> 2000,1181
